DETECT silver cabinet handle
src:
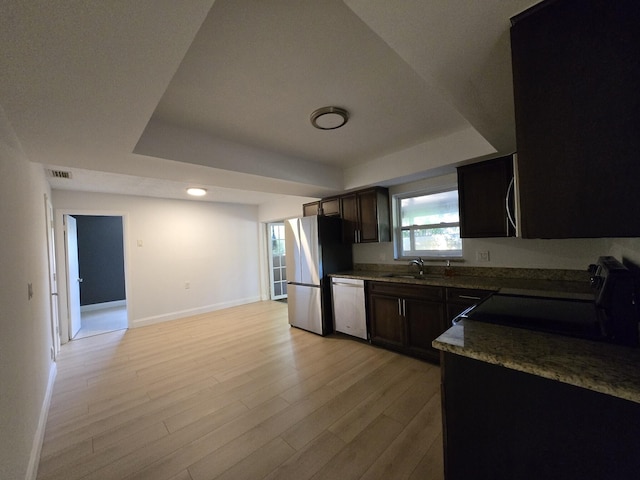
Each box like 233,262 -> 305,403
398,298 -> 402,316
506,176 -> 517,230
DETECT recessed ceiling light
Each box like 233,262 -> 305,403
186,187 -> 207,197
310,106 -> 349,130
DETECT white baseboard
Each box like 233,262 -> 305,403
80,299 -> 127,313
131,296 -> 262,328
25,362 -> 57,480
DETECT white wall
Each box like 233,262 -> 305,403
0,108 -> 55,480
52,191 -> 262,335
353,173 -> 640,270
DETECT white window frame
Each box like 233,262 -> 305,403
393,186 -> 463,260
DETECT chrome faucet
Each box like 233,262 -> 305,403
409,257 -> 424,275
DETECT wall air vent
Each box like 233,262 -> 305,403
47,169 -> 72,179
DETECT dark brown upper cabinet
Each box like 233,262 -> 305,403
340,187 -> 390,244
457,155 -> 515,238
302,201 -> 319,217
303,187 -> 390,244
302,197 -> 340,217
319,197 -> 340,217
511,0 -> 640,238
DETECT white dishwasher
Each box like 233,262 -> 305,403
331,277 -> 367,340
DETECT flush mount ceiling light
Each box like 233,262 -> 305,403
186,187 -> 207,197
310,106 -> 349,130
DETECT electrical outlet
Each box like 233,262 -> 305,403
476,251 -> 490,262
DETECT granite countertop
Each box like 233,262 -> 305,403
433,319 -> 640,404
335,264 -> 640,402
331,267 -> 592,294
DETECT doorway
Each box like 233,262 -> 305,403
267,222 -> 287,301
44,194 -> 60,359
64,214 -> 128,339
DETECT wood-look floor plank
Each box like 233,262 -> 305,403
383,364 -> 440,425
359,392 -> 443,480
167,470 -> 193,480
37,301 -> 444,480
262,430 -> 346,480
409,432 -> 445,480
280,354 -> 411,451
188,385 -> 341,480
309,414 -> 405,480
327,366 -> 426,443
122,397 -> 290,480
214,437 -> 296,480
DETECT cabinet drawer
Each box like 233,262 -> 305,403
369,281 -> 444,300
446,287 -> 495,323
446,288 -> 494,305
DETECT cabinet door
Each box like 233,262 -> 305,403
320,197 -> 340,216
358,188 -> 391,243
357,189 -> 380,243
458,156 -> 514,238
511,0 -> 640,238
303,202 -> 319,217
368,293 -> 405,349
405,297 -> 446,362
340,194 -> 358,243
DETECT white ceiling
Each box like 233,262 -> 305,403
0,0 -> 538,205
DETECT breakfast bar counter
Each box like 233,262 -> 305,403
433,319 -> 640,403
433,321 -> 640,480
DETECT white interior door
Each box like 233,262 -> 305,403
65,215 -> 82,339
45,195 -> 60,359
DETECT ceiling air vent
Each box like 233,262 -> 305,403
47,169 -> 72,179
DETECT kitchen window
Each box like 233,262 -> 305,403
394,188 -> 462,259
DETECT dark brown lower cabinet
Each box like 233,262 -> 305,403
404,297 -> 446,360
441,352 -> 640,480
368,282 -> 445,362
368,292 -> 405,349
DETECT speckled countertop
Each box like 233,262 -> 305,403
433,320 -> 640,404
331,264 -> 592,294
334,264 -> 640,404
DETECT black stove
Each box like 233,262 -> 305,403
457,256 -> 640,347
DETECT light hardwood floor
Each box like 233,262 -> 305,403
37,301 -> 444,480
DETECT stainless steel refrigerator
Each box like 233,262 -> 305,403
285,215 -> 352,335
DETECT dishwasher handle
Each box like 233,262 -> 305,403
332,281 -> 364,288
